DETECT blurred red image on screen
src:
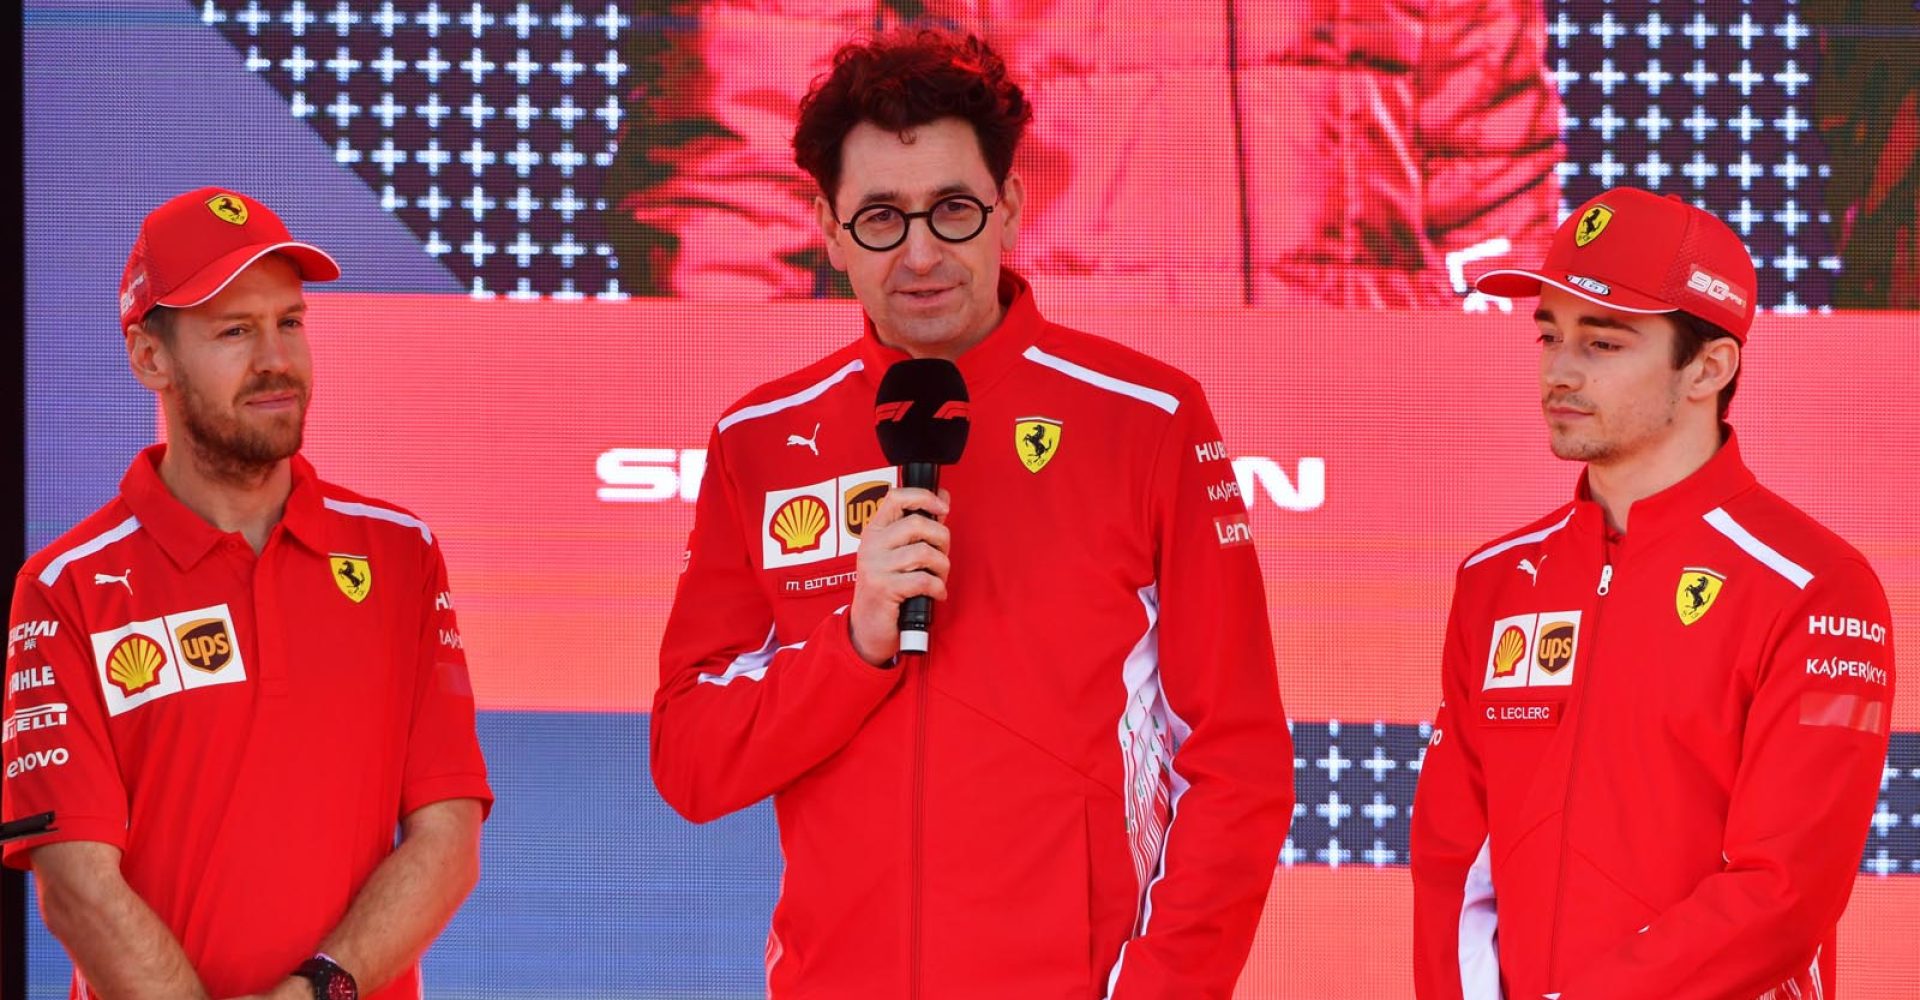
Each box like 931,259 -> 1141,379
295,295 -> 1916,728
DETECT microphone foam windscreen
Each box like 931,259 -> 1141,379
874,358 -> 970,465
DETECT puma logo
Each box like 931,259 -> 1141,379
94,569 -> 133,594
786,423 -> 821,456
1517,557 -> 1545,585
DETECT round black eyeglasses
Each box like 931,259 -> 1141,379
838,195 -> 997,252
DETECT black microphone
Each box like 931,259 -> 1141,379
874,359 -> 970,655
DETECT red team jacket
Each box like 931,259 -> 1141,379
1411,435 -> 1895,1000
652,273 -> 1295,998
2,448 -> 492,998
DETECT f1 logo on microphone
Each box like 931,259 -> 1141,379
876,401 -> 971,422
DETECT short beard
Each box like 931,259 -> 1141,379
1548,433 -> 1614,463
175,366 -> 308,485
1545,378 -> 1682,466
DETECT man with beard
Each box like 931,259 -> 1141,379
1410,187 -> 1895,1000
1,188 -> 492,1000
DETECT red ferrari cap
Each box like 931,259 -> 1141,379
1475,187 -> 1758,341
119,187 -> 341,330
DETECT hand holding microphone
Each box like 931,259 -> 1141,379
849,359 -> 970,665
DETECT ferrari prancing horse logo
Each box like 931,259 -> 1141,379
1015,417 -> 1062,473
1675,567 -> 1724,626
206,193 -> 249,226
331,554 -> 372,603
1574,204 -> 1613,247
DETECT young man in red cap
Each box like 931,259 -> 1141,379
2,188 -> 492,1000
1410,187 -> 1895,1000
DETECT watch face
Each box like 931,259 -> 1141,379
299,961 -> 357,1000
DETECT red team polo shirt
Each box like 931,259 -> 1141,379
2,445 -> 492,999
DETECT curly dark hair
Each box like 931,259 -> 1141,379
793,29 -> 1033,206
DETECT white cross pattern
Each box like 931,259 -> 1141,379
212,0 -> 634,297
1551,0 -> 1840,308
1280,722 -> 1916,872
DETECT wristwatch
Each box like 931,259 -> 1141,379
293,954 -> 358,1000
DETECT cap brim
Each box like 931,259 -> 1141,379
1474,268 -> 1676,315
157,241 -> 342,310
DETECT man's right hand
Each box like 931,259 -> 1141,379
29,840 -> 210,999
848,487 -> 952,666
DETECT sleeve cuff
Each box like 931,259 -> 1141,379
401,775 -> 495,821
815,609 -> 907,686
1,815 -> 129,870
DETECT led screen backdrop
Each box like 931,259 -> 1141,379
18,1 -> 1919,997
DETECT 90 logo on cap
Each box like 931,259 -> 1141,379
1686,266 -> 1747,309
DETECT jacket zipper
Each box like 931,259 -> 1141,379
1545,534 -> 1614,988
909,654 -> 929,1000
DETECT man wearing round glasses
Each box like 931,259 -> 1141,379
652,27 -> 1295,1000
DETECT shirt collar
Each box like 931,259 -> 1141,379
855,269 -> 1045,395
119,444 -> 331,569
1572,428 -> 1757,542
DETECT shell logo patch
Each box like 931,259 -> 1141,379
206,193 -> 249,226
332,554 -> 372,603
1490,626 -> 1527,680
106,634 -> 167,696
770,496 -> 830,555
